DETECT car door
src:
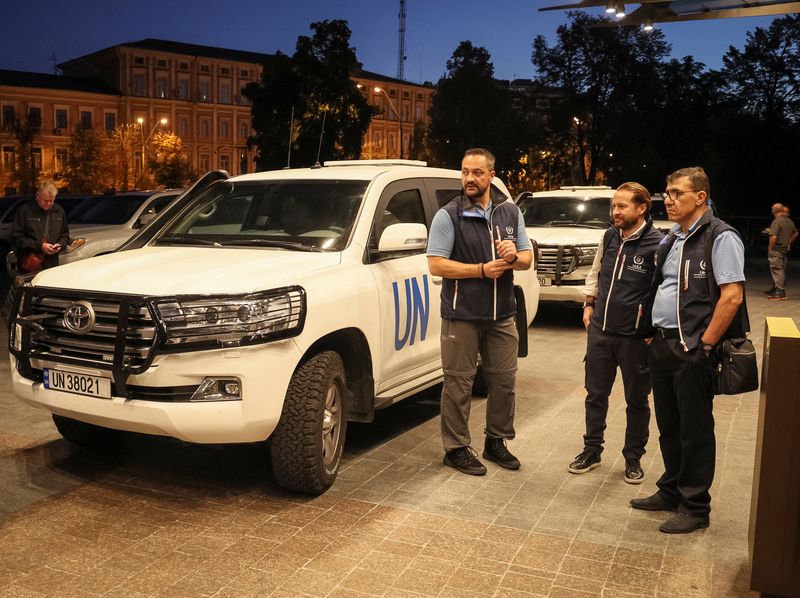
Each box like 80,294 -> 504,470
368,178 -> 442,395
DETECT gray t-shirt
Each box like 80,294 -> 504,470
769,216 -> 798,249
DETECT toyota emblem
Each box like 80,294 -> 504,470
63,301 -> 96,334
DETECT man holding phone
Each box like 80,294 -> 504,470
12,178 -> 70,272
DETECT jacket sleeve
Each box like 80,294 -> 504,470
12,204 -> 41,253
55,207 -> 70,248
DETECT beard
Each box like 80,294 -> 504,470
614,213 -> 639,231
464,181 -> 489,199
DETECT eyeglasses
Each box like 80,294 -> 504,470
664,189 -> 695,200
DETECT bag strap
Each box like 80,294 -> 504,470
704,221 -> 750,335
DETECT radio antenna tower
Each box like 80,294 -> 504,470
397,0 -> 407,80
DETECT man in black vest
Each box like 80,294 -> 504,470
631,167 -> 745,534
569,182 -> 663,483
427,148 -> 533,475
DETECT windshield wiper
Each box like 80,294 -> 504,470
216,238 -> 323,252
156,237 -> 222,246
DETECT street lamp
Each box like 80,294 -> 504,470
373,86 -> 403,159
136,116 -> 167,177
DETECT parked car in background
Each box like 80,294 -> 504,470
0,194 -> 96,266
517,186 -> 671,304
5,190 -> 183,276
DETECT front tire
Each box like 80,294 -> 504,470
270,351 -> 347,494
52,414 -> 123,448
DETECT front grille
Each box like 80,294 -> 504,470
538,245 -> 578,276
16,290 -> 158,373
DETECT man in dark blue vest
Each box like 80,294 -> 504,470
569,182 -> 663,484
631,167 -> 745,534
427,148 -> 533,475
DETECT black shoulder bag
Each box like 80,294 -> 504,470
704,224 -> 759,395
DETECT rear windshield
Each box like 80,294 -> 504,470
154,179 -> 368,252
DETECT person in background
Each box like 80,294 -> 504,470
766,202 -> 798,300
569,182 -> 663,484
12,179 -> 69,272
427,148 -> 533,476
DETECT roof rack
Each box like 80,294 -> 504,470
558,185 -> 612,190
323,159 -> 427,167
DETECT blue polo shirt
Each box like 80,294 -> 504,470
651,217 -> 745,329
427,201 -> 532,258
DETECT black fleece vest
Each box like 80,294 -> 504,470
592,220 -> 664,337
440,194 -> 520,321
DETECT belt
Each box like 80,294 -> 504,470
655,327 -> 680,339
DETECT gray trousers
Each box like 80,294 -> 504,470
768,249 -> 788,289
583,325 -> 651,460
440,316 -> 518,452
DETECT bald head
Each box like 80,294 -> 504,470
772,203 -> 785,217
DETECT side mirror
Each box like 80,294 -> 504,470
378,222 -> 428,253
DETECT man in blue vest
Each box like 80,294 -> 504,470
631,167 -> 745,534
569,182 -> 663,483
427,148 -> 533,475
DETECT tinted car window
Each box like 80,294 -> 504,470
70,195 -> 151,225
517,196 -> 610,229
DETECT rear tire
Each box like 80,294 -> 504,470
270,351 -> 347,494
52,414 -> 123,448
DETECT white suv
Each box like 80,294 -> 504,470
7,160 -> 539,494
516,186 -> 670,303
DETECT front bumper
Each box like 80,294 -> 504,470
10,341 -> 301,443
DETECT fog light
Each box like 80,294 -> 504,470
190,377 -> 242,402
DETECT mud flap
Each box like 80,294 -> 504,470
515,286 -> 528,358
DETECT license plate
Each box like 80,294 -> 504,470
43,368 -> 111,399
538,276 -> 551,287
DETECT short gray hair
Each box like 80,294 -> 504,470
37,178 -> 58,197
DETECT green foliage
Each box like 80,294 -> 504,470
427,41 -> 530,173
9,116 -> 40,194
149,131 -> 195,187
65,125 -> 110,193
244,20 -> 373,170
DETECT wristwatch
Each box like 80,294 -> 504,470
583,301 -> 596,309
506,255 -> 518,265
702,342 -> 714,356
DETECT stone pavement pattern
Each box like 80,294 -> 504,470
0,263 -> 796,597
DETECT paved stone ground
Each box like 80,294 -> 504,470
0,260 -> 797,597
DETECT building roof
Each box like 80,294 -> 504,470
58,38 -> 275,68
353,69 -> 434,89
0,69 -> 118,95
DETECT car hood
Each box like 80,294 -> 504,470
525,226 -> 605,246
34,246 -> 342,295
70,224 -> 128,236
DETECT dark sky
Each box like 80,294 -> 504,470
1,0 -> 778,84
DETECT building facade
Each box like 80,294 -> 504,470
0,38 -> 435,193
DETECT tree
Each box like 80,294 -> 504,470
65,125 -> 110,193
531,12 -> 670,186
149,131 -> 195,187
9,115 -> 40,194
111,123 -> 139,191
427,41 -> 528,173
244,20 -> 373,170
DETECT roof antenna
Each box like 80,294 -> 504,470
311,108 -> 327,169
284,106 -> 294,169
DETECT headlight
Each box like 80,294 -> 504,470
154,287 -> 306,348
575,245 -> 598,266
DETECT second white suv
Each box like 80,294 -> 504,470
517,186 -> 670,303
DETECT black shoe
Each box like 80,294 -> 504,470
444,446 -> 487,476
765,286 -> 776,294
767,288 -> 787,300
630,492 -> 678,511
623,459 -> 645,484
568,448 -> 601,474
483,437 -> 521,470
659,512 -> 709,534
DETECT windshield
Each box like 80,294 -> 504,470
69,195 -> 151,225
650,198 -> 669,222
154,179 -> 368,252
518,196 -> 610,229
